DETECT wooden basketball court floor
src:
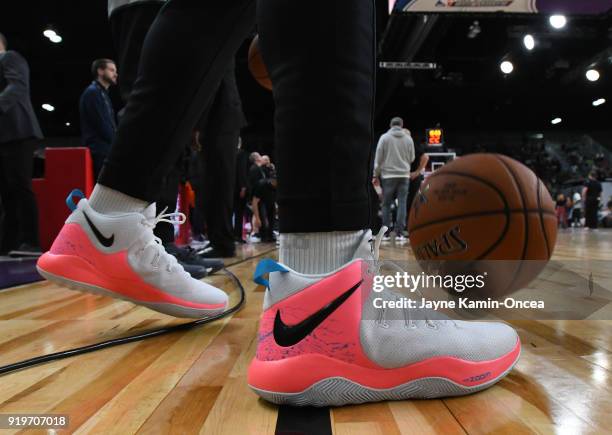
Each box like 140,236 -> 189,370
0,231 -> 611,434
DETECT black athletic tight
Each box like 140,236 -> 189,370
99,0 -> 375,233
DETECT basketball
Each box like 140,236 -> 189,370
248,35 -> 272,91
408,153 -> 557,296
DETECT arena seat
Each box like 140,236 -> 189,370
32,147 -> 95,250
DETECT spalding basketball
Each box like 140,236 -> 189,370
408,153 -> 557,297
248,35 -> 272,91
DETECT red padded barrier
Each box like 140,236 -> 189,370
32,147 -> 95,250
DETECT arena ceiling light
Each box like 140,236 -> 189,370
43,26 -> 62,43
523,34 -> 535,51
467,20 -> 481,39
41,103 -> 55,112
500,60 -> 514,74
593,98 -> 606,107
549,15 -> 567,29
551,117 -> 562,125
65,122 -> 71,126
586,69 -> 600,82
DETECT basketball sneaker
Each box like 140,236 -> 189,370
248,229 -> 521,406
36,191 -> 228,318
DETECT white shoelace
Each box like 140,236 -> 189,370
139,207 -> 187,274
368,226 -> 454,329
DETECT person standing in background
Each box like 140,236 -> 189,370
247,152 -> 265,239
256,154 -> 277,242
0,32 -> 43,255
79,58 -> 118,178
406,138 -> 429,233
571,191 -> 582,227
372,117 -> 414,241
233,138 -> 249,243
555,193 -> 568,228
583,172 -> 602,230
602,199 -> 612,228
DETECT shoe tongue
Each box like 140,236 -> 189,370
142,203 -> 157,219
351,229 -> 374,261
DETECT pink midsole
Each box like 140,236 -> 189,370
37,252 -> 225,310
248,338 -> 520,393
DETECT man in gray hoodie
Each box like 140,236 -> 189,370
372,117 -> 415,240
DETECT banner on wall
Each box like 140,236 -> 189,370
393,0 -> 612,14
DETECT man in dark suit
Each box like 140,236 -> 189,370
79,58 -> 118,178
0,32 -> 43,255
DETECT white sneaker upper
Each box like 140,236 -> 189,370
67,199 -> 228,309
267,228 -> 518,368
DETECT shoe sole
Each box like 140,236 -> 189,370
249,344 -> 520,407
37,266 -> 227,319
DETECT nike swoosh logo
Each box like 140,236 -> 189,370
83,211 -> 115,247
273,279 -> 363,347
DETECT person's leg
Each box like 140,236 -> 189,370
261,193 -> 276,242
190,152 -> 207,239
110,2 -> 164,103
0,140 -> 39,250
369,182 -> 382,234
267,194 -> 276,237
573,209 -> 578,226
258,0 -> 374,273
249,0 -> 520,406
154,165 -> 181,244
199,62 -> 245,257
110,0 -> 187,245
585,203 -> 592,228
0,146 -> 14,252
257,199 -> 270,241
381,178 -> 397,231
90,151 -> 106,181
561,208 -> 567,228
201,130 -> 239,256
586,201 -> 598,229
98,0 -> 256,203
233,193 -> 246,241
259,0 -> 373,232
406,174 -> 423,228
395,178 -> 409,234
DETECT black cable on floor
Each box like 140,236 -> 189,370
0,268 -> 246,376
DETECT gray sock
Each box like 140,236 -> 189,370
279,230 -> 365,275
89,184 -> 149,215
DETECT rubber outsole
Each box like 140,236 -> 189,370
249,349 -> 520,407
36,266 -> 227,319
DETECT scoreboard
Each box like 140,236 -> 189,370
426,128 -> 444,146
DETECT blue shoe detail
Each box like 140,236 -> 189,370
66,189 -> 85,212
254,259 -> 289,288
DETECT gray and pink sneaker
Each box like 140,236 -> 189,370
37,190 -> 228,318
248,229 -> 520,406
